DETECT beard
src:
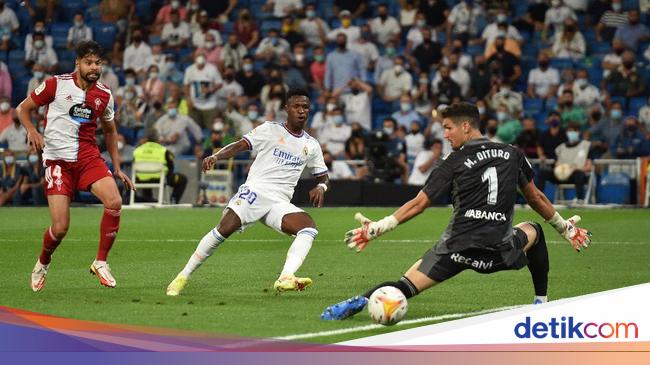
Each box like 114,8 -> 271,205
81,69 -> 100,83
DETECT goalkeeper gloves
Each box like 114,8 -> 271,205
546,212 -> 592,252
344,213 -> 399,252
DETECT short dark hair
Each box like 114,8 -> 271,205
284,88 -> 310,107
75,40 -> 104,60
441,102 -> 480,129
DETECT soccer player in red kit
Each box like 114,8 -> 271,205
16,41 -> 135,291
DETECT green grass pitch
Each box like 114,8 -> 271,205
0,207 -> 648,343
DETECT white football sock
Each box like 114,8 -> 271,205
535,295 -> 548,303
280,228 -> 318,277
181,228 -> 226,278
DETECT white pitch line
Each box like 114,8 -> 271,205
0,238 -> 645,245
274,305 -> 522,341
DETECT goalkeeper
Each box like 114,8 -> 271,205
321,102 -> 592,320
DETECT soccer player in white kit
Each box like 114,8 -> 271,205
167,89 -> 330,295
16,41 -> 135,291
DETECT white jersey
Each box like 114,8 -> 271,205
31,73 -> 115,162
242,121 -> 328,201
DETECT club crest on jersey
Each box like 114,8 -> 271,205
303,146 -> 308,156
94,98 -> 102,110
69,103 -> 94,124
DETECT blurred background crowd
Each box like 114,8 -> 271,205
1,0 -> 650,206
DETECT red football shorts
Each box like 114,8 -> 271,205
44,158 -> 113,198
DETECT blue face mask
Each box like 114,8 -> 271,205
247,110 -> 258,120
333,115 -> 344,125
167,108 -> 178,118
28,154 -> 39,164
567,130 -> 580,143
611,109 -> 622,120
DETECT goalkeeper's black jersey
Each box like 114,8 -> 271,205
422,138 -> 534,253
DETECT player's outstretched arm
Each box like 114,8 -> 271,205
202,139 -> 250,172
345,191 -> 431,252
16,96 -> 44,151
521,181 -> 592,252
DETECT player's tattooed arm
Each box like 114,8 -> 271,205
309,174 -> 329,208
202,139 -> 250,172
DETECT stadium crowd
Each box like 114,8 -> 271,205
1,0 -> 650,206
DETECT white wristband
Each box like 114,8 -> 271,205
317,183 -> 328,192
377,215 -> 399,233
546,212 -> 566,234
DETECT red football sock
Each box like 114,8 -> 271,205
39,227 -> 61,265
97,208 -> 121,261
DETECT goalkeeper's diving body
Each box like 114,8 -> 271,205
321,102 -> 592,320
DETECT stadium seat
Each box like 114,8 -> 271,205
597,172 -> 631,204
51,22 -> 71,49
135,0 -> 152,23
59,0 -> 84,22
550,58 -> 573,70
129,162 -> 168,206
523,98 -> 544,115
260,19 -> 282,37
93,23 -> 117,51
629,97 -> 647,116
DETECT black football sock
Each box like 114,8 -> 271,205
526,222 -> 549,297
363,277 -> 419,299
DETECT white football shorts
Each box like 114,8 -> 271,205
224,184 -> 304,233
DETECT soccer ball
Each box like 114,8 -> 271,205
368,286 -> 408,326
554,163 -> 575,181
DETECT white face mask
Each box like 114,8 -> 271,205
4,156 -> 15,164
0,101 -> 10,112
612,3 -> 622,12
326,103 -> 336,112
394,65 -> 404,74
34,40 -> 44,49
204,41 -> 215,49
196,55 -> 206,65
149,71 -> 159,79
117,141 -> 124,150
295,53 -> 305,63
171,0 -> 180,9
125,77 -> 135,86
124,91 -> 135,100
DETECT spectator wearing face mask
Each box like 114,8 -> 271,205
404,120 -> 425,161
192,10 -> 222,49
0,149 -> 26,207
215,66 -> 243,111
117,86 -> 147,130
613,117 -> 648,159
378,56 -> 412,102
583,105 -> 609,158
309,95 -> 339,138
551,19 -> 585,60
537,122 -> 593,203
0,96 -> 13,134
25,32 -> 58,74
614,10 -> 650,51
67,12 -> 92,50
255,28 -> 291,63
370,3 -> 401,46
142,65 -> 165,106
433,64 -> 462,106
319,106 -> 352,158
153,99 -> 203,156
338,78 -> 372,131
123,28 -> 153,77
391,94 -> 422,130
299,3 -> 330,47
234,8 -> 260,49
219,33 -> 247,72
161,9 -> 191,50
183,51 -> 223,129
327,10 -> 361,46
0,0 -> 19,38
493,104 -> 522,144
115,68 -> 144,106
406,12 -> 437,52
154,0 -> 189,35
355,24 -> 380,72
543,0 -> 577,40
27,63 -> 49,97
604,51 -> 645,98
490,80 -> 523,117
24,20 -> 52,55
514,118 -> 542,158
15,146 -> 45,205
588,101 -> 623,157
527,51 -> 560,100
556,89 -> 586,129
374,41 -> 397,85
433,52 -> 470,97
324,33 -> 365,93
0,117 -> 28,155
595,0 -> 627,43
236,56 -> 265,99
537,111 -> 567,164
99,63 -> 119,94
